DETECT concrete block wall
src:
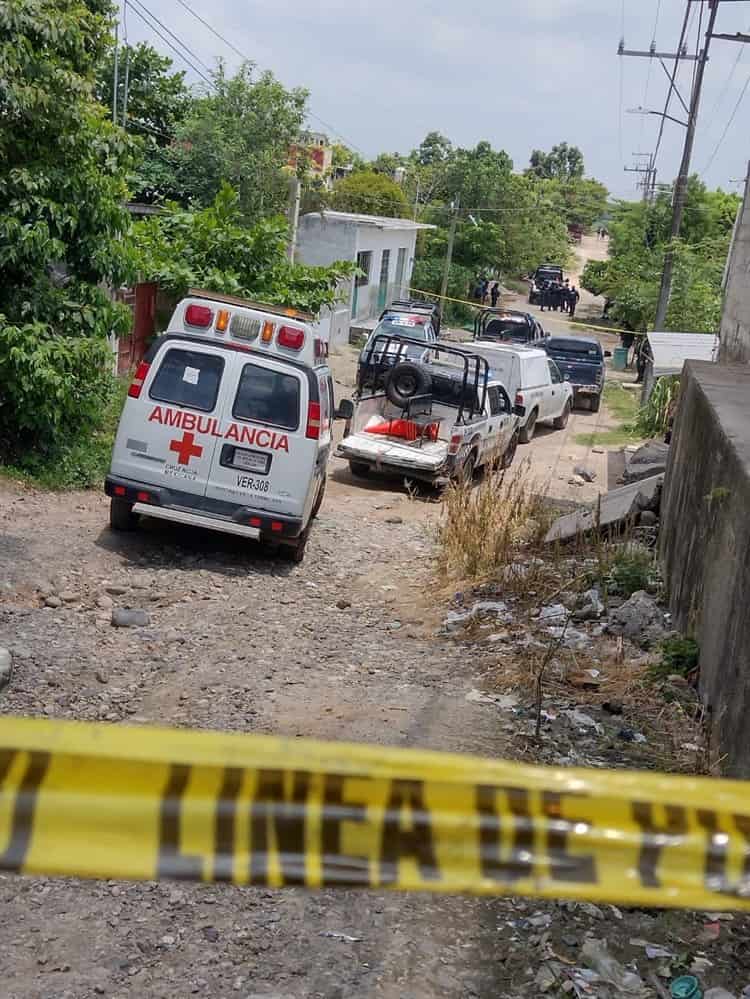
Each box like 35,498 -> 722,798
660,360 -> 750,776
719,168 -> 750,364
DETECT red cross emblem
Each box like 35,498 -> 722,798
169,431 -> 203,466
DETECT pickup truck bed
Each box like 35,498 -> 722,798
336,433 -> 450,482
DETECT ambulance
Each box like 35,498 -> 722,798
105,290 -> 352,562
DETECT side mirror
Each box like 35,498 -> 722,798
514,403 -> 526,418
334,399 -> 354,421
604,350 -> 612,358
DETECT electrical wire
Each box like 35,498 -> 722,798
638,0 -> 664,148
700,69 -> 750,175
168,0 -> 368,157
651,0 -> 694,170
128,0 -> 215,85
618,0 -> 626,166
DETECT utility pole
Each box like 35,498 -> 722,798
286,176 -> 301,263
121,46 -> 131,128
413,176 -> 421,222
439,196 -> 459,304
112,19 -> 119,124
653,0 -> 720,328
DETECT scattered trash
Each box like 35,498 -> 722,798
569,669 -> 603,690
0,647 -> 12,691
443,600 -> 510,632
608,591 -> 666,649
646,945 -> 675,960
574,587 -> 605,622
465,688 -> 518,710
111,607 -> 149,628
565,709 -> 602,733
581,937 -> 649,995
318,931 -> 362,943
703,988 -> 738,999
548,624 -> 589,650
697,921 -> 721,944
618,729 -> 648,744
603,700 -> 624,715
539,603 -> 568,621
670,975 -> 702,998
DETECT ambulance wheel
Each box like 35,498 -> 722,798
284,531 -> 308,564
349,461 -> 370,478
109,497 -> 138,532
311,478 -> 326,520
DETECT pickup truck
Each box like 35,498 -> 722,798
542,335 -> 608,412
529,264 -> 564,305
336,336 -> 521,485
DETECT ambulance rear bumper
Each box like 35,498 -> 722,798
105,475 -> 305,539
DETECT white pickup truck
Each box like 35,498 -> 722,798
336,336 -> 521,485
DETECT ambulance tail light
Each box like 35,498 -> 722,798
185,304 -> 213,328
127,361 -> 150,398
277,326 -> 305,350
306,401 -> 321,440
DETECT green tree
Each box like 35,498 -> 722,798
416,131 -> 453,166
527,143 -> 585,181
95,41 -> 193,202
0,0 -> 135,456
133,184 -> 356,316
331,170 -> 409,217
96,41 -> 191,144
167,62 -> 307,222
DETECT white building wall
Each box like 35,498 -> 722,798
352,227 -> 417,320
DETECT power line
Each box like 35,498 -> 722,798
651,1 -> 694,168
128,0 -> 215,88
168,0 -> 368,158
701,69 -> 750,174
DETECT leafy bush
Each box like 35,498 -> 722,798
595,544 -> 656,597
133,184 -> 357,316
632,376 -> 679,438
1,377 -> 129,490
649,636 -> 699,681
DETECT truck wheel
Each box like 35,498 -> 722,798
590,394 -> 601,413
349,461 -> 370,478
457,450 -> 477,484
553,400 -> 571,430
501,431 -> 520,469
109,497 -> 138,532
384,362 -> 432,409
519,409 -> 538,444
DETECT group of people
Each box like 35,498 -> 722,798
596,227 -> 609,240
539,278 -> 581,317
473,277 -> 501,307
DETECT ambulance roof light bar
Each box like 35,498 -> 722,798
187,288 -> 315,324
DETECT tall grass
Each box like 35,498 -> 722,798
435,461 -> 551,584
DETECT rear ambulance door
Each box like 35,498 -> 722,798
204,355 -> 317,520
111,340 -> 227,497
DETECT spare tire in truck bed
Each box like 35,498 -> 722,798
384,362 -> 432,409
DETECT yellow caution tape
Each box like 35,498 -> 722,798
2,716 -> 750,908
408,287 -> 495,310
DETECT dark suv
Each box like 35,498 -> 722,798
529,264 -> 564,305
473,308 -> 544,345
380,298 -> 441,336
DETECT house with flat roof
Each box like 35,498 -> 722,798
295,210 -> 434,344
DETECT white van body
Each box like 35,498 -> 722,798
455,341 -> 573,441
106,290 -> 337,561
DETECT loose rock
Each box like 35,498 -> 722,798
384,516 -> 403,525
608,590 -> 666,648
111,607 -> 149,628
44,595 -> 62,609
573,465 -> 597,483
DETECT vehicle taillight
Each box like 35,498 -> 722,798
515,392 -> 524,406
306,401 -> 321,440
278,326 -> 305,350
127,361 -> 150,398
185,304 -> 213,328
215,309 -> 230,333
137,491 -> 151,503
249,517 -> 262,528
114,485 -> 126,496
449,433 -> 462,455
271,521 -> 283,533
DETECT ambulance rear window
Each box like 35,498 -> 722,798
233,363 -> 300,431
149,348 -> 224,412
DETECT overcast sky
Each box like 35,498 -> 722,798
124,0 -> 750,199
